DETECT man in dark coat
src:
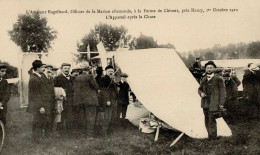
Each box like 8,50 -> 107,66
240,63 -> 260,140
99,65 -> 118,135
0,64 -> 11,125
117,73 -> 130,119
27,60 -> 55,143
223,73 -> 237,124
223,69 -> 241,87
73,63 -> 99,137
198,61 -> 226,140
54,63 -> 74,130
95,67 -> 103,86
193,58 -> 202,69
42,64 -> 56,125
242,63 -> 260,116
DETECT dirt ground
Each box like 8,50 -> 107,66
1,95 -> 260,155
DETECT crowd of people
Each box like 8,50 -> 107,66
197,60 -> 260,140
27,60 -> 132,143
1,57 -> 259,143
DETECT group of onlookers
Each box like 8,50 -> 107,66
1,57 -> 259,143
197,59 -> 260,140
27,60 -> 131,143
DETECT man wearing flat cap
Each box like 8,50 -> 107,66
223,69 -> 241,87
198,61 -> 226,140
117,73 -> 130,120
70,68 -> 81,81
54,63 -> 74,130
0,64 -> 10,125
193,57 -> 202,70
98,65 -> 119,136
51,67 -> 59,78
43,65 -> 54,79
73,62 -> 99,137
27,60 -> 55,143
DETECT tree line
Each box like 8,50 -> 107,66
178,41 -> 260,67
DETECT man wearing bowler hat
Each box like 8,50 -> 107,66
54,63 -> 74,130
198,61 -> 226,140
0,64 -> 11,125
27,60 -> 55,143
98,65 -> 118,136
117,73 -> 130,120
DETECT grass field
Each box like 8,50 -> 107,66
1,95 -> 260,154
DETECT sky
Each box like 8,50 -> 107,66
0,0 -> 260,67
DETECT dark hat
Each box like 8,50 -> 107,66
105,65 -> 114,70
223,69 -> 231,73
0,64 -> 7,69
61,63 -> 71,68
71,68 -> 81,73
223,73 -> 230,77
120,73 -> 128,78
214,68 -> 223,73
45,64 -> 53,68
204,61 -> 216,68
96,67 -> 103,75
32,60 -> 44,68
52,67 -> 59,71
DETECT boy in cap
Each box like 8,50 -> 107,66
117,73 -> 130,120
198,61 -> 226,140
27,60 -> 55,143
0,64 -> 10,125
54,63 -> 74,130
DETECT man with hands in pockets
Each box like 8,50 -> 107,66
27,60 -> 55,143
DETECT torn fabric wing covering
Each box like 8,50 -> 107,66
115,48 -> 232,138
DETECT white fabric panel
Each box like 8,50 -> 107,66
115,48 -> 232,138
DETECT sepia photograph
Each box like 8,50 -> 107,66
0,0 -> 260,154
